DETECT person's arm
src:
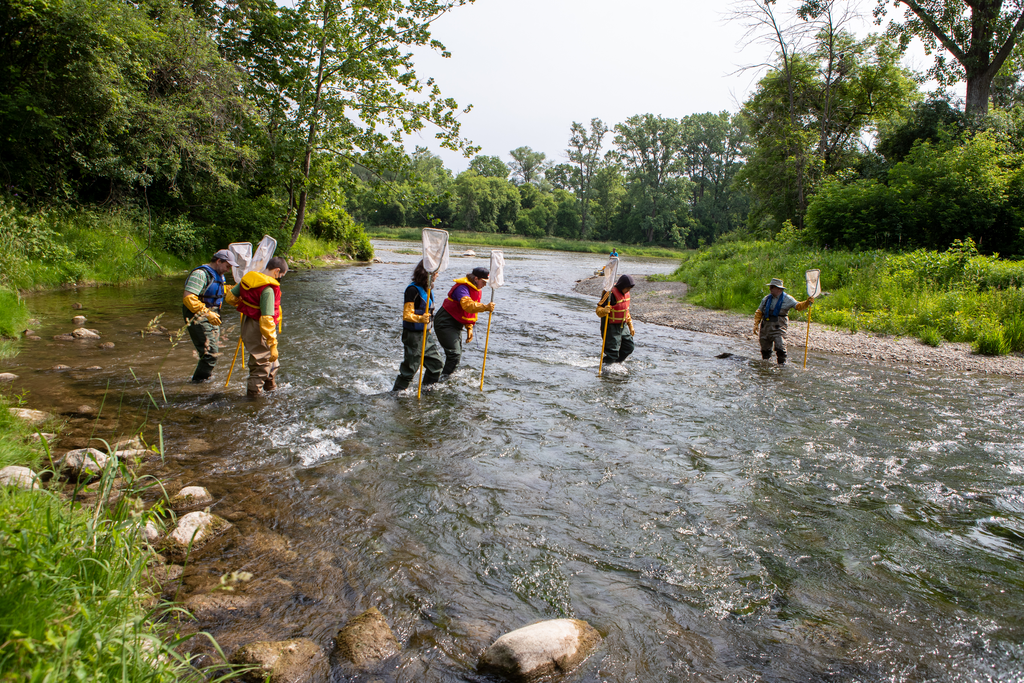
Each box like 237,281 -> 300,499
596,290 -> 611,317
224,283 -> 240,308
403,287 -> 429,324
460,296 -> 494,314
753,298 -> 764,334
182,271 -> 221,324
794,297 -> 815,312
259,287 -> 278,361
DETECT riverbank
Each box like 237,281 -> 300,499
575,275 -> 1024,377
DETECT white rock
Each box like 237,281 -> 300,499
478,619 -> 602,680
72,315 -> 87,325
27,433 -> 56,443
169,486 -> 214,510
72,328 -> 100,339
60,447 -> 112,481
0,373 -> 17,383
143,520 -> 162,543
9,408 -> 50,425
165,511 -> 232,559
0,466 -> 39,490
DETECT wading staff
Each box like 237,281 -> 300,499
224,313 -> 245,388
417,228 -> 450,399
802,306 -> 812,369
597,256 -> 619,376
479,250 -> 504,391
803,268 -> 821,370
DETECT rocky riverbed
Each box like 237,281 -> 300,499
574,276 -> 1024,377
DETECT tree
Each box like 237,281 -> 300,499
453,171 -> 519,232
566,118 -> 609,238
679,111 -> 750,244
468,154 -> 509,178
872,0 -> 1024,115
508,146 -> 549,185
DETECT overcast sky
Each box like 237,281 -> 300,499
405,0 -> 945,173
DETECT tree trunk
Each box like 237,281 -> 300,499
965,69 -> 993,116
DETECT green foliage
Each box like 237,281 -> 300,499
309,209 -> 374,260
453,172 -> 521,233
468,155 -> 510,179
0,288 -> 29,341
919,326 -> 943,347
156,216 -> 205,258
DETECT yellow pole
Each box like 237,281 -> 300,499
416,284 -> 434,399
224,313 -> 245,387
479,291 -> 495,391
597,291 -> 610,376
802,307 -> 812,369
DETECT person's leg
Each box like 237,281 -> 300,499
433,309 -> 464,377
183,305 -> 219,382
602,320 -> 623,364
241,317 -> 272,395
758,325 -> 774,360
772,320 -> 788,365
617,330 -> 635,362
422,332 -> 444,385
394,329 -> 423,391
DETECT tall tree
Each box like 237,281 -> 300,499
468,154 -> 509,178
679,112 -> 750,244
871,0 -> 1024,115
508,146 -> 548,185
566,118 -> 608,238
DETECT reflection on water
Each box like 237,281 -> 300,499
3,241 -> 1024,681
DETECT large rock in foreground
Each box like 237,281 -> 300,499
9,407 -> 51,425
0,466 -> 39,490
334,606 -> 399,667
59,448 -> 113,482
169,485 -> 214,512
163,511 -> 232,561
478,619 -> 602,682
230,638 -> 327,683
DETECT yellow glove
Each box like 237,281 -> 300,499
596,305 -> 611,318
753,309 -> 763,334
183,293 -> 206,315
206,310 -> 222,326
627,321 -> 635,336
259,315 -> 278,346
224,289 -> 240,307
403,302 -> 430,324
466,325 -> 474,343
795,297 -> 815,312
268,342 -> 279,362
460,297 -> 494,314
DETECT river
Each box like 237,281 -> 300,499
5,241 -> 1024,682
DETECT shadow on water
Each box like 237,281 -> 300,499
3,241 -> 1024,681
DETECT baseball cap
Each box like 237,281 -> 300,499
471,266 -> 490,280
212,249 -> 240,267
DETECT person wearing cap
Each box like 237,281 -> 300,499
181,248 -> 238,382
393,260 -> 444,392
433,266 -> 495,378
753,278 -> 814,365
596,274 -> 636,366
224,256 -> 288,397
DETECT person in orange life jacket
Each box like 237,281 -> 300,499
224,256 -> 288,397
182,248 -> 238,382
433,266 -> 495,378
596,274 -> 636,365
393,260 -> 444,392
752,277 -> 814,365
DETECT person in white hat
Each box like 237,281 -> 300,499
182,248 -> 238,382
753,278 -> 814,365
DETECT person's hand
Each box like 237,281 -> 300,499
485,302 -> 495,313
268,343 -> 279,362
596,305 -> 611,317
466,326 -> 474,343
206,310 -> 222,326
752,321 -> 760,335
627,322 -> 635,337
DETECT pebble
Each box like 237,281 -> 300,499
71,328 -> 100,340
72,303 -> 83,309
72,315 -> 86,325
0,373 -> 17,383
52,365 -> 71,371
84,366 -> 103,371
100,342 -> 115,349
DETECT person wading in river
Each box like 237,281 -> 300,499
433,267 -> 495,379
182,249 -> 238,383
597,274 -> 636,365
752,277 -> 814,365
393,260 -> 444,392
225,256 -> 288,397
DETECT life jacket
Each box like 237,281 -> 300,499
238,272 -> 282,324
441,277 -> 482,325
191,264 -> 225,310
760,294 -> 787,319
606,286 -> 630,324
403,282 -> 432,332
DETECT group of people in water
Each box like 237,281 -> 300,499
179,248 -> 815,397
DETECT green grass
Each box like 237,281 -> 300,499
365,226 -> 688,258
662,238 -> 1024,355
289,233 -> 352,261
0,288 -> 29,354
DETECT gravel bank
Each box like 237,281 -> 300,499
574,275 -> 1024,378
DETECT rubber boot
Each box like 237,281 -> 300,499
776,349 -> 787,365
761,350 -> 772,360
264,377 -> 277,392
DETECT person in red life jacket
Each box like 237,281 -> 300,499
224,256 -> 288,397
433,266 -> 495,379
182,248 -> 238,383
596,274 -> 636,366
393,260 -> 444,392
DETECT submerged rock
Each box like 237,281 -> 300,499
478,619 -> 602,682
0,466 -> 39,490
0,373 -> 17,383
26,336 -> 41,341
59,447 -> 113,482
143,519 -> 163,543
72,328 -> 100,340
9,407 -> 51,425
230,639 -> 327,683
72,315 -> 87,325
164,511 -> 232,561
53,334 -> 76,341
169,485 -> 214,512
27,432 -> 57,443
72,302 -> 83,309
334,606 -> 400,667
52,365 -> 71,371
100,342 -> 115,349
83,366 -> 103,371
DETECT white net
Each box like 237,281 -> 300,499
227,242 -> 252,284
602,257 -> 619,293
488,250 -> 505,289
805,268 -> 822,298
250,235 -> 278,275
422,228 -> 450,274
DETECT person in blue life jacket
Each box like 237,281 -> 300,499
610,248 -> 618,258
433,266 -> 496,379
393,260 -> 444,392
753,277 -> 815,365
181,248 -> 238,382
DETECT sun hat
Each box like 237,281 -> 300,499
212,249 -> 240,267
765,278 -> 785,289
471,266 -> 490,280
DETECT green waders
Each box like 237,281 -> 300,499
393,329 -> 443,391
601,319 -> 635,364
182,304 -> 220,382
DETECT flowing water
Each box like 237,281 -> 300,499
4,242 -> 1024,682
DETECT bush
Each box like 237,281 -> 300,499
974,323 -> 1010,355
309,209 -> 374,261
1003,315 -> 1024,353
919,327 -> 942,347
157,216 -> 205,258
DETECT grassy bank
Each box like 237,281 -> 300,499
0,396 -> 230,681
366,226 -> 688,258
660,238 -> 1024,355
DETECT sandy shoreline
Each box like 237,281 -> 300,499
573,275 -> 1024,378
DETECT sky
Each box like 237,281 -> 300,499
405,0 -> 945,174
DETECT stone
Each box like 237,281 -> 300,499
183,592 -> 255,622
169,485 -> 214,512
26,336 -> 41,341
27,432 -> 57,443
334,607 -> 400,667
53,334 -> 76,341
9,407 -> 50,425
21,329 -> 34,337
83,366 -> 102,371
72,328 -> 100,340
0,373 -> 17,383
0,466 -> 39,490
72,302 -> 83,309
478,619 -> 602,681
164,511 -> 232,561
72,315 -> 87,325
59,447 -> 112,482
143,520 -> 162,543
52,365 -> 71,371
27,318 -> 40,325
99,342 -> 115,349
230,639 -> 327,683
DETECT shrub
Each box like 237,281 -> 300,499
973,323 -> 1010,355
919,327 -> 942,347
157,216 -> 204,258
1003,315 -> 1024,353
